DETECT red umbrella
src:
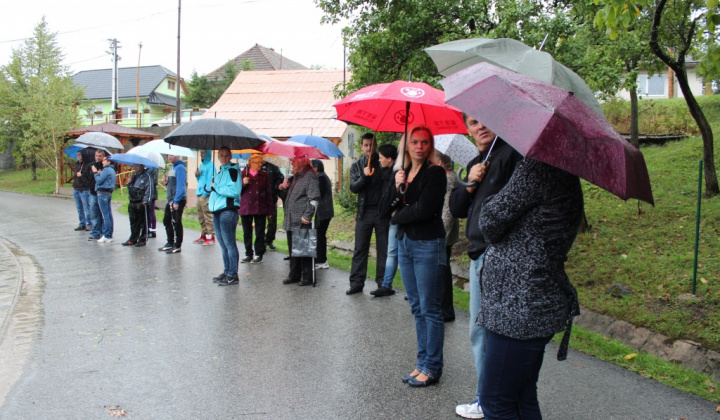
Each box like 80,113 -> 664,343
333,80 -> 467,136
257,140 -> 329,160
440,62 -> 654,205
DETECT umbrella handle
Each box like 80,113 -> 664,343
456,167 -> 478,188
399,182 -> 407,195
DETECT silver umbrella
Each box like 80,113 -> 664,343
74,132 -> 123,149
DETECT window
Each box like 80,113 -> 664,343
168,80 -> 176,90
637,74 -> 666,96
121,107 -> 137,120
347,133 -> 355,158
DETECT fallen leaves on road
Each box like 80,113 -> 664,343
105,405 -> 126,417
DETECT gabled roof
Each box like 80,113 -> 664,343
72,65 -> 182,100
205,70 -> 348,139
206,44 -> 308,80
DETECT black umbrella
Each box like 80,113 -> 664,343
163,118 -> 263,150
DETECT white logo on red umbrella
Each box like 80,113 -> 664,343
351,91 -> 380,101
401,87 -> 425,99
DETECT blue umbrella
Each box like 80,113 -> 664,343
63,143 -> 110,159
287,135 -> 344,158
107,153 -> 162,169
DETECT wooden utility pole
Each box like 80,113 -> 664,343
176,0 -> 182,125
136,42 -> 142,127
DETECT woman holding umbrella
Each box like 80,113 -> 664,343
210,147 -> 243,286
387,125 -> 447,387
278,157 -> 320,287
239,154 -> 272,264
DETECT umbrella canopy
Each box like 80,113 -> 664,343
262,155 -> 291,172
108,153 -> 162,170
164,118 -> 263,150
433,134 -> 479,168
135,139 -> 195,158
74,132 -> 123,149
257,140 -> 329,160
287,135 -> 344,158
63,143 -> 110,159
425,38 -> 604,117
332,80 -> 468,136
440,62 -> 653,205
127,147 -> 166,169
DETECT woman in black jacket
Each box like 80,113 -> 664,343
388,125 -> 447,387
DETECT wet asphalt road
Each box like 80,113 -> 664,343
0,191 -> 717,419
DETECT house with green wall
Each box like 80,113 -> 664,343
71,65 -> 187,128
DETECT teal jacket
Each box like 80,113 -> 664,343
195,150 -> 216,197
209,162 -> 242,213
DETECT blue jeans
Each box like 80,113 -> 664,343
398,236 -> 446,375
470,255 -> 487,401
73,189 -> 90,226
480,330 -> 552,420
88,194 -> 102,239
381,223 -> 398,288
97,193 -> 113,239
214,210 -> 239,276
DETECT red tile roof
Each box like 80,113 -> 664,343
203,70 -> 349,139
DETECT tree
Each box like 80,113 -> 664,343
594,0 -> 720,196
0,17 -> 84,191
186,62 -> 241,109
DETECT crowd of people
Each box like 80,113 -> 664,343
70,122 -> 582,419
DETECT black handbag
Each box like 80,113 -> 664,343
291,228 -> 317,258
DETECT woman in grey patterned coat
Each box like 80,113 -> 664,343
477,158 -> 583,419
279,157 -> 320,286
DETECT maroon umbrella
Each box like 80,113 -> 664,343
440,62 -> 654,205
256,140 -> 329,160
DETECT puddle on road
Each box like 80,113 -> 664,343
0,238 -> 45,406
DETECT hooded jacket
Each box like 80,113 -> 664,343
209,162 -> 242,213
195,150 -> 216,197
166,160 -> 187,204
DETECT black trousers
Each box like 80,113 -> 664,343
315,218 -> 331,264
442,245 -> 456,320
240,214 -> 266,257
265,195 -> 278,244
128,201 -> 149,243
349,207 -> 389,289
163,199 -> 186,247
287,229 -> 313,281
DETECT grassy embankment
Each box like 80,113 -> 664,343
1,95 -> 719,402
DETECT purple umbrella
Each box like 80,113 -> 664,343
440,62 -> 654,205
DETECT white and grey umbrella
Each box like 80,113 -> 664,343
136,139 -> 195,158
74,132 -> 123,149
433,134 -> 479,168
127,147 -> 166,169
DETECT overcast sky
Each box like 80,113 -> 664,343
0,0 -> 347,78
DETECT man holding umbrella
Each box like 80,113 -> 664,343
159,155 -> 187,254
122,164 -> 154,247
347,133 -> 389,295
449,113 -> 522,419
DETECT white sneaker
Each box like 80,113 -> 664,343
97,236 -> 107,243
455,400 -> 484,419
315,262 -> 330,269
104,237 -> 113,243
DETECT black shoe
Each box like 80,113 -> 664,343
213,273 -> 227,283
282,278 -> 300,285
85,226 -> 93,231
346,287 -> 363,295
148,231 -> 156,238
251,255 -> 263,264
87,236 -> 100,241
299,280 -> 312,286
218,275 -> 239,286
267,242 -> 276,250
166,247 -> 181,254
158,243 -> 173,251
401,373 -> 419,384
135,241 -> 146,247
74,225 -> 85,231
443,315 -> 456,323
371,286 -> 395,297
408,370 -> 442,387
283,255 -> 291,261
240,256 -> 252,263
121,240 -> 135,246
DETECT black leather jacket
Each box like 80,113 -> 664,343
350,154 -> 383,219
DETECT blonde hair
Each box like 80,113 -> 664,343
396,125 -> 436,170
